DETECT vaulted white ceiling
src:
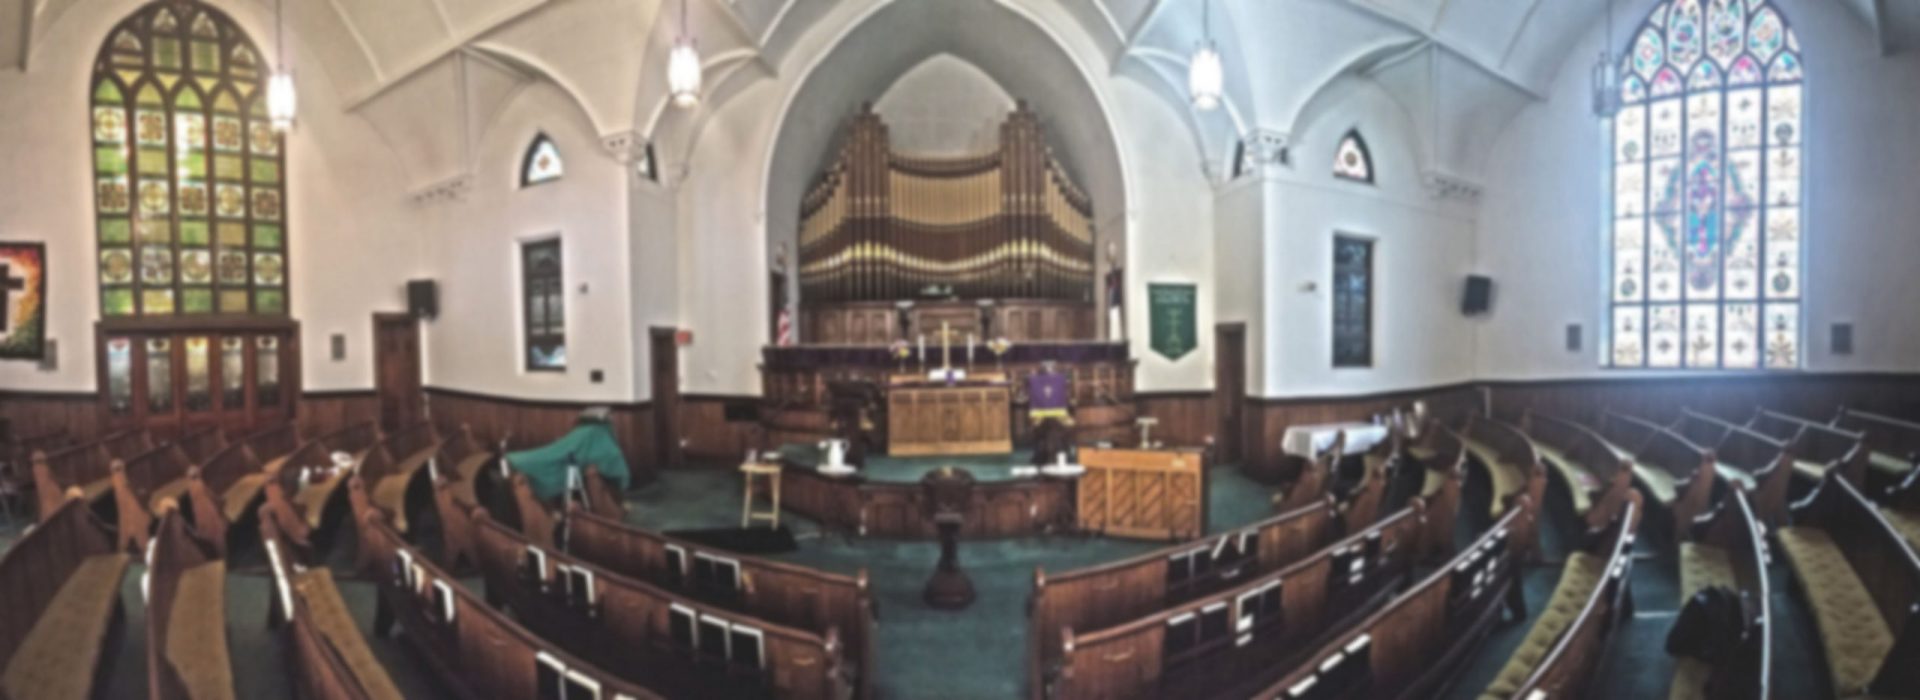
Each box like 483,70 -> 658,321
6,0 -> 1904,193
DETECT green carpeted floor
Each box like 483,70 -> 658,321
0,449 -> 1840,699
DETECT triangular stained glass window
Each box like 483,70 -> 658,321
1333,130 -> 1373,184
521,134 -> 564,187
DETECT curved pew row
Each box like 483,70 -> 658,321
1669,488 -> 1771,700
562,508 -> 878,700
1834,407 -> 1920,490
428,426 -> 508,571
1672,410 -> 1793,527
503,467 -> 626,552
31,428 -> 154,521
1519,411 -> 1637,528
1458,414 -> 1549,523
0,494 -> 130,700
1048,500 -> 1462,700
468,504 -> 853,700
1257,507 -> 1533,700
110,427 -> 230,553
1482,493 -> 1639,700
1747,408 -> 1869,487
1404,424 -> 1468,560
1888,475 -> 1920,551
274,421 -> 384,536
353,422 -> 447,534
353,509 -> 665,700
1596,411 -> 1718,544
182,424 -> 307,555
260,511 -> 405,700
143,505 -> 234,700
1776,473 -> 1920,698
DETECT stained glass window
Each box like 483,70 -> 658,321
522,134 -> 564,187
92,0 -> 286,318
1333,235 -> 1374,367
1610,0 -> 1802,369
522,239 -> 567,371
1333,130 -> 1373,184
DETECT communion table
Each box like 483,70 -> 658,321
886,373 -> 1013,456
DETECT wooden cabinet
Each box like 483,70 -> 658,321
1075,447 -> 1206,541
886,380 -> 1012,456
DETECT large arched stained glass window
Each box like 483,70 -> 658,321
1609,0 -> 1802,370
92,0 -> 287,318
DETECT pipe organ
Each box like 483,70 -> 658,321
798,103 -> 1096,305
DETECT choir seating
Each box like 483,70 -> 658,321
353,505 -> 665,700
1674,410 -> 1793,527
1458,414 -> 1548,521
1257,506 -> 1532,700
260,513 -> 405,700
1596,410 -> 1718,544
1834,407 -> 1920,488
144,504 -> 234,700
1519,410 -> 1635,522
277,421 -> 383,532
469,504 -> 853,700
0,493 -> 129,700
183,425 -> 302,555
1748,408 -> 1869,485
1776,473 -> 1920,698
1047,500 -> 1448,700
564,508 -> 878,699
1669,489 -> 1772,700
31,428 -> 153,521
1478,493 -> 1639,699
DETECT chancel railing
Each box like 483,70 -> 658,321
798,103 -> 1095,305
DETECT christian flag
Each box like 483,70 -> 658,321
0,242 -> 46,360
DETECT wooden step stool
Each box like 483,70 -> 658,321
740,461 -> 782,529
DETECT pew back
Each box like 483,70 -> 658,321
260,515 -> 404,700
144,508 -> 231,700
0,497 -> 121,675
1836,407 -> 1920,468
1507,496 -> 1640,699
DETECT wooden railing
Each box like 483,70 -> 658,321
565,509 -> 878,700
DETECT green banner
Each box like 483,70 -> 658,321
1148,283 -> 1197,361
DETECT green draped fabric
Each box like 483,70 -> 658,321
505,419 -> 630,501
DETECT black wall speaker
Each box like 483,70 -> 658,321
408,279 -> 438,320
1566,324 -> 1583,352
1831,323 -> 1854,356
1461,275 -> 1493,316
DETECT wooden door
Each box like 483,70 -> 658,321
651,327 -> 682,469
99,323 -> 299,439
1215,323 -> 1247,464
373,313 -> 423,432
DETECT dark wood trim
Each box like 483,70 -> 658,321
680,393 -> 763,403
421,385 -> 648,411
1478,371 -> 1920,390
1134,390 -> 1214,401
300,388 -> 377,400
0,389 -> 98,401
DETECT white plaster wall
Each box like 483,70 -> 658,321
1262,80 -> 1478,396
1110,80 -> 1217,392
873,55 -> 1016,157
1475,0 -> 1920,379
1213,176 -> 1267,395
419,81 -> 636,402
677,80 -> 780,396
0,0 -> 421,394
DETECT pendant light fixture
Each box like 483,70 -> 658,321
1189,0 -> 1223,112
267,0 -> 296,130
1591,0 -> 1619,118
668,0 -> 703,109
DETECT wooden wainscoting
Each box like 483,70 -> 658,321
1484,373 -> 1920,426
679,394 -> 765,461
1134,392 -> 1217,448
0,390 -> 101,442
1132,384 -> 1485,468
298,390 -> 381,437
423,387 -> 656,475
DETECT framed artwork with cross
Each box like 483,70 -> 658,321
0,242 -> 46,360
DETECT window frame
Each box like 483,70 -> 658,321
1332,129 -> 1374,185
1331,233 -> 1375,369
520,133 -> 565,188
520,236 -> 567,373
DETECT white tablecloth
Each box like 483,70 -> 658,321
1281,422 -> 1390,457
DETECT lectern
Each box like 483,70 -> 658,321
921,466 -> 977,609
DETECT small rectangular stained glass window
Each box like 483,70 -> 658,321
1332,235 -> 1374,368
522,239 -> 566,371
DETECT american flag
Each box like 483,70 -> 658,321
776,308 -> 794,346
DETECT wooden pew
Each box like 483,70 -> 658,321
182,427 -> 294,556
260,509 -> 404,700
0,493 -> 130,700
1336,434 -> 1400,534
31,428 -> 149,522
1459,414 -> 1549,524
1409,425 -> 1468,562
503,466 -> 625,549
1747,408 -> 1871,487
1705,418 -> 1794,528
1887,473 -> 1920,551
1670,489 -> 1771,700
1599,411 -> 1718,544
274,421 -> 383,533
469,505 -> 853,700
356,422 -> 446,534
1255,506 -> 1533,700
436,424 -> 503,506
1776,472 -> 1920,698
143,504 -> 234,699
1482,493 -> 1640,699
352,506 -> 665,700
1048,503 -> 1438,700
1521,410 -> 1636,525
1834,407 -> 1920,489
565,508 -> 878,699
110,442 -> 198,552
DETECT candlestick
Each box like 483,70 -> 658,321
940,321 -> 951,373
966,333 -> 975,369
918,334 -> 926,367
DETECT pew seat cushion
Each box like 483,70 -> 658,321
1776,526 -> 1892,697
1464,438 -> 1527,517
220,473 -> 271,523
1480,551 -> 1608,698
148,478 -> 194,512
79,477 -> 114,503
1,553 -> 131,700
296,568 -> 405,699
1792,459 -> 1832,482
166,561 -> 234,700
293,471 -> 348,528
1881,507 -> 1920,552
371,474 -> 414,532
1713,464 -> 1757,493
1408,445 -> 1439,462
1868,451 -> 1915,479
1534,442 -> 1601,516
1421,467 -> 1448,499
1632,464 -> 1679,506
1668,658 -> 1712,700
1677,543 -> 1736,601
